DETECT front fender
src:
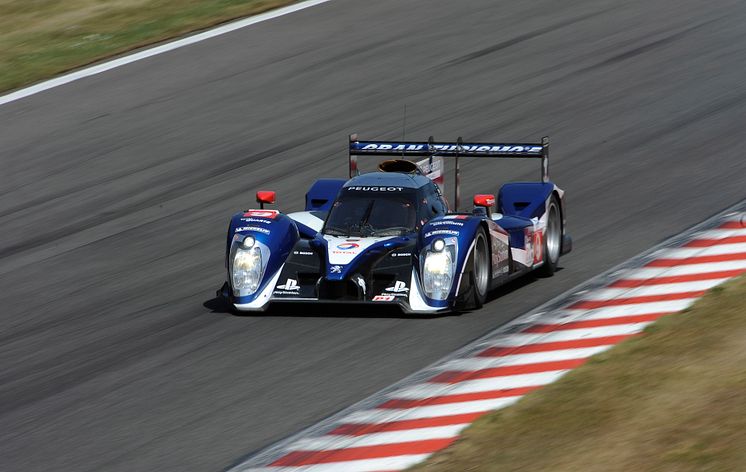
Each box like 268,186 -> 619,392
418,215 -> 485,307
226,210 -> 299,304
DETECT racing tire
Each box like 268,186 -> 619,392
466,228 -> 491,309
536,195 -> 562,277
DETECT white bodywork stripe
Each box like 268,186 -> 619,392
288,211 -> 325,233
233,265 -> 284,310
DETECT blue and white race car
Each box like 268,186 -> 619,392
217,135 -> 571,314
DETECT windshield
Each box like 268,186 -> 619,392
323,191 -> 417,237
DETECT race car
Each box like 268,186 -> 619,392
217,134 -> 571,314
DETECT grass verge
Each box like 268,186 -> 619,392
412,275 -> 746,472
0,0 -> 298,94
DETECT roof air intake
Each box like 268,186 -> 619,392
377,159 -> 421,174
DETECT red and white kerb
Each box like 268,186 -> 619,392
237,213 -> 746,472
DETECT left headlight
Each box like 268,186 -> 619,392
231,245 -> 263,294
422,240 -> 456,300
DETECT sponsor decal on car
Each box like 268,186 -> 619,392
359,143 -> 542,154
533,231 -> 544,264
372,295 -> 395,302
430,220 -> 464,227
240,217 -> 272,224
336,242 -> 360,250
444,214 -> 469,220
274,278 -> 301,296
293,251 -> 314,256
346,186 -> 404,192
416,156 -> 443,176
384,281 -> 409,293
243,209 -> 279,219
276,279 -> 299,291
390,252 -> 412,257
330,265 -> 343,274
360,143 -> 426,152
235,226 -> 270,235
424,229 -> 460,238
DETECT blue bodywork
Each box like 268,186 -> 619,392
344,171 -> 431,189
309,235 -> 414,281
418,215 -> 487,309
226,212 -> 299,304
305,179 -> 346,211
221,169 -> 569,313
499,182 -> 555,219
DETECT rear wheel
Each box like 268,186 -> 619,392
536,196 -> 561,277
467,228 -> 490,309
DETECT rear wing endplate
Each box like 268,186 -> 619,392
348,134 -> 549,210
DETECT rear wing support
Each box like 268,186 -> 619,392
348,134 -> 549,211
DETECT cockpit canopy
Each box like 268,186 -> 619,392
323,187 -> 418,237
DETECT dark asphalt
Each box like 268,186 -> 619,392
2,0 -> 746,470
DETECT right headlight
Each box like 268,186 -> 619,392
422,239 -> 456,300
231,242 -> 264,295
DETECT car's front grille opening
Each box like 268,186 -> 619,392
298,272 -> 320,286
318,279 -> 362,300
371,274 -> 396,295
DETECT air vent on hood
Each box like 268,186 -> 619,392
378,159 -> 421,174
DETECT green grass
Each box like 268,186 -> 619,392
412,275 -> 746,472
0,0 -> 298,93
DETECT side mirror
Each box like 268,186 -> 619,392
473,194 -> 495,208
256,190 -> 276,209
474,194 -> 495,217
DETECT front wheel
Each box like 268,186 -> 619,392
466,228 -> 491,309
536,196 -> 562,277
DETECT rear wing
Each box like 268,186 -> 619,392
348,134 -> 549,210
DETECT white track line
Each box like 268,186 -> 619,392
236,211 -> 746,472
440,346 -> 611,371
484,324 -> 650,348
342,396 -> 522,423
246,454 -> 431,472
290,424 -> 468,451
621,260 -> 746,279
689,228 -> 746,239
580,279 -> 727,300
556,299 -> 697,319
662,243 -> 746,258
389,372 -> 568,401
0,0 -> 334,107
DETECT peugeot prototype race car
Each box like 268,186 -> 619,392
217,135 -> 571,314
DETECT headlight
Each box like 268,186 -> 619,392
242,235 -> 255,248
422,242 -> 455,300
232,245 -> 263,294
432,238 -> 446,252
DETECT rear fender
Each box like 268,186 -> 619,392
498,182 -> 555,219
498,182 -> 568,267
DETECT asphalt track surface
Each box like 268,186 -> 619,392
2,1 -> 746,470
